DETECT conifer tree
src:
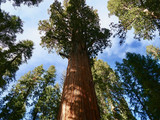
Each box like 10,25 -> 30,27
92,59 -> 136,120
31,84 -> 61,120
0,65 -> 61,120
38,0 -> 111,119
30,65 -> 61,120
107,0 -> 160,43
0,65 -> 44,120
116,52 -> 160,120
0,0 -> 43,89
0,39 -> 34,89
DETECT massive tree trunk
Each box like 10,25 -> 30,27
57,43 -> 100,120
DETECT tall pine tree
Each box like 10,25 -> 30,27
0,65 -> 61,120
116,52 -> 160,120
92,59 -> 136,120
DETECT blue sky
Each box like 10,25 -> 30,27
1,0 -> 160,84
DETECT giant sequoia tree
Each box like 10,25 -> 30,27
38,0 -> 111,119
107,0 -> 160,42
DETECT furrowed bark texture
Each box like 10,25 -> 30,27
57,44 -> 100,120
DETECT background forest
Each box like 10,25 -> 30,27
0,0 -> 160,120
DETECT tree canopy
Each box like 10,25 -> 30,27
39,0 -> 111,58
107,0 -> 160,43
116,52 -> 160,119
0,39 -> 34,89
0,0 -> 43,89
0,0 -> 43,6
0,9 -> 34,89
92,59 -> 135,120
0,65 -> 61,120
146,45 -> 160,60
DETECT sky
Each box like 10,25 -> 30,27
1,0 -> 160,84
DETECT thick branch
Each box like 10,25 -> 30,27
59,52 -> 69,58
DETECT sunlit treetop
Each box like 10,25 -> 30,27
107,0 -> 160,43
0,65 -> 58,120
146,45 -> 160,60
39,0 -> 111,58
92,59 -> 136,120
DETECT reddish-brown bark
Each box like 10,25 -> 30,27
57,44 -> 100,120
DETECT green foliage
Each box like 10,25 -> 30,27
0,0 -> 43,6
39,0 -> 111,58
92,59 -> 135,120
0,9 -> 23,48
30,65 -> 61,120
31,84 -> 61,120
108,0 -> 160,43
0,0 -> 43,89
0,40 -> 34,89
0,65 -> 61,120
116,52 -> 160,120
146,45 -> 160,60
0,65 -> 44,120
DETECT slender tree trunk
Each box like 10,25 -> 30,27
57,44 -> 100,120
32,109 -> 38,120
